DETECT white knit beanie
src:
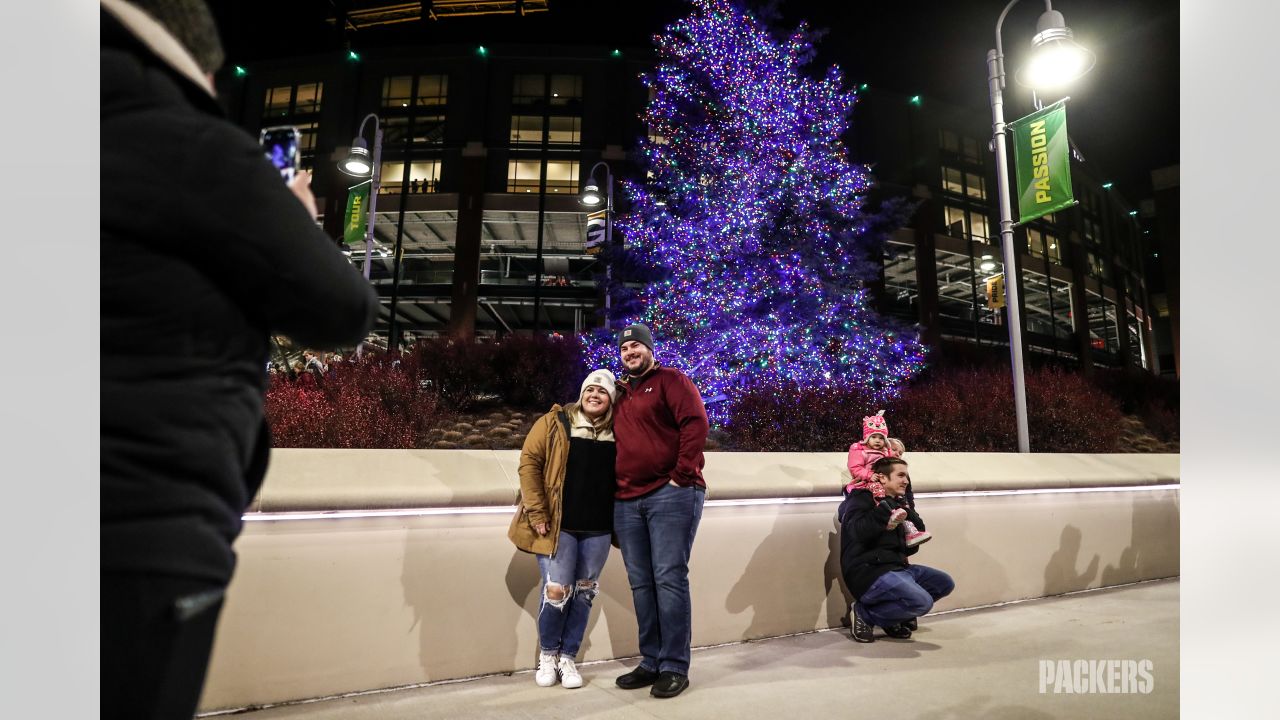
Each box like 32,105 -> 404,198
580,369 -> 617,403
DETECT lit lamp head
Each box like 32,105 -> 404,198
340,137 -> 373,177
1017,9 -> 1095,90
580,180 -> 603,207
980,254 -> 998,272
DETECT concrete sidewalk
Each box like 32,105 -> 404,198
208,579 -> 1178,719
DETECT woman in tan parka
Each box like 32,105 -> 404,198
509,369 -> 617,689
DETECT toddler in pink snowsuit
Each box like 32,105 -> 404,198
846,411 -> 931,547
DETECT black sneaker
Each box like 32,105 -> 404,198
650,671 -> 690,698
851,605 -> 875,643
615,665 -> 660,690
902,618 -> 918,632
883,622 -> 913,639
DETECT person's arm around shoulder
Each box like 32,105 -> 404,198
667,370 -> 709,484
517,412 -> 556,534
183,122 -> 377,347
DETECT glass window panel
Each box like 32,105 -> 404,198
1050,277 -> 1074,339
383,76 -> 413,107
962,136 -> 981,162
549,74 -> 582,105
1022,269 -> 1055,338
546,116 -> 580,145
964,172 -> 985,199
942,166 -> 963,194
939,129 -> 960,153
294,82 -> 322,114
882,240 -> 918,321
380,161 -> 443,194
544,160 -> 579,192
264,86 -> 292,117
1028,228 -> 1045,259
507,159 -> 544,192
295,121 -> 318,153
970,212 -> 990,242
1045,232 -> 1061,264
513,74 -> 544,103
944,205 -> 966,239
416,74 -> 448,105
934,248 -> 978,324
510,115 -> 542,145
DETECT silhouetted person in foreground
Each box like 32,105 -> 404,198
101,1 -> 377,717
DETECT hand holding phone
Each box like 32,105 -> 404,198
260,125 -> 301,183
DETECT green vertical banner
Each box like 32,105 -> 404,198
343,181 -> 370,246
1009,100 -> 1075,224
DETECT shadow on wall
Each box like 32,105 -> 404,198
824,510 -> 854,628
914,496 -> 1010,610
1101,491 -> 1181,586
503,544 -> 638,666
1043,525 -> 1100,597
724,509 -> 836,641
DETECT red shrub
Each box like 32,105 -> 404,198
723,365 -> 1124,452
265,355 -> 452,448
490,334 -> 588,409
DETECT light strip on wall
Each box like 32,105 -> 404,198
242,484 -> 1178,522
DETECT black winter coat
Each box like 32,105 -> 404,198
838,490 -> 927,597
101,8 -> 377,584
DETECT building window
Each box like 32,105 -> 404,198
263,82 -> 323,118
942,166 -> 963,194
962,136 -> 982,163
944,204 -> 991,243
510,115 -> 581,146
514,74 -> 582,106
382,76 -> 414,107
965,171 -> 986,200
549,75 -> 582,106
1027,227 -> 1061,264
513,74 -> 545,104
265,86 -> 292,116
882,240 -> 918,322
380,160 -> 442,194
293,83 -> 322,114
507,160 -> 580,193
941,166 -> 986,200
939,129 -> 960,154
416,74 -> 448,106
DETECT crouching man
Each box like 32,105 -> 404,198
839,457 -> 954,642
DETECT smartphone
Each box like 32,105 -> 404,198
260,125 -> 302,183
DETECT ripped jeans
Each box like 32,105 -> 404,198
536,531 -> 612,658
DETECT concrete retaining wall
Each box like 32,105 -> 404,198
199,451 -> 1179,711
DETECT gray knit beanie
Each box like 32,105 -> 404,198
618,323 -> 654,352
128,0 -> 226,73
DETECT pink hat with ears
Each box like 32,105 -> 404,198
862,410 -> 889,441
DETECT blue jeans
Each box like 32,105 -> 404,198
855,565 -> 955,628
613,482 -> 705,675
536,531 -> 612,658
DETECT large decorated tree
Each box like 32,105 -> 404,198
583,0 -> 926,420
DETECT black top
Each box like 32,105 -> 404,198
101,8 -> 377,585
560,437 -> 617,533
838,491 -> 927,597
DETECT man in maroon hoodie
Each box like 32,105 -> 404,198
611,324 -> 709,699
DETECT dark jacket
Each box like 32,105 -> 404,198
100,8 -> 377,584
613,364 -> 709,499
838,490 -> 927,597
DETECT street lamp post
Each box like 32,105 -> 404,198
581,161 -> 614,330
987,0 -> 1094,452
340,113 -> 384,281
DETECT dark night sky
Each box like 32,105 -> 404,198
213,0 -> 1178,202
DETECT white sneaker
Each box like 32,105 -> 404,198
535,652 -> 559,687
558,656 -> 583,689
